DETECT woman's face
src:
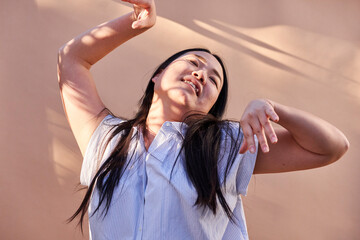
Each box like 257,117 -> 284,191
152,51 -> 224,115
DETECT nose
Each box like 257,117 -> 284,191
192,70 -> 205,84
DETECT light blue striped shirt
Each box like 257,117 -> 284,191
81,115 -> 258,240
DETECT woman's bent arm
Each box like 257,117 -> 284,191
57,0 -> 156,155
239,99 -> 349,174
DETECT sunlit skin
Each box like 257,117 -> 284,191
153,52 -> 223,114
55,0 -> 351,238
56,1 -> 351,238
144,51 -> 224,147
57,0 -> 348,175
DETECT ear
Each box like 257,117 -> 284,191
151,71 -> 162,83
152,75 -> 159,83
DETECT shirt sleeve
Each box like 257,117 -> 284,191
80,115 -> 124,186
236,130 -> 258,196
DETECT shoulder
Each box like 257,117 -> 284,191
217,120 -> 258,195
84,114 -> 126,156
80,114 -> 127,186
101,114 -> 125,127
89,114 -> 125,141
219,121 -> 242,142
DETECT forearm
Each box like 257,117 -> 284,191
59,12 -> 149,67
273,102 -> 349,161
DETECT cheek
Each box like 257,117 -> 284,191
154,76 -> 175,92
209,91 -> 220,107
209,85 -> 221,101
200,89 -> 220,110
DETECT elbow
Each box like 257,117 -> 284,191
57,43 -> 91,71
57,46 -> 65,72
57,44 -> 67,66
57,47 -> 65,84
326,135 -> 350,165
336,133 -> 350,160
57,40 -> 74,66
339,136 -> 350,158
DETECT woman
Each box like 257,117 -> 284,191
57,0 -> 349,239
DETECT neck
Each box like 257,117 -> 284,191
146,97 -> 184,133
143,94 -> 187,150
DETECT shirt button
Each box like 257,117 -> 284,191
139,228 -> 142,231
165,122 -> 171,127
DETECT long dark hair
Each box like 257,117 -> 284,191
68,48 -> 242,231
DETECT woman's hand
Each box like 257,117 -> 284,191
239,99 -> 279,154
122,0 -> 156,29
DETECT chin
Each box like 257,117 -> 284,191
164,89 -> 203,113
169,90 -> 192,104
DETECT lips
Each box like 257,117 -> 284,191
184,80 -> 198,92
181,77 -> 202,96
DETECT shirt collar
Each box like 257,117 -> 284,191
162,121 -> 188,139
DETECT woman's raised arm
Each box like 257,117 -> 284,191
57,0 -> 156,155
239,99 -> 349,174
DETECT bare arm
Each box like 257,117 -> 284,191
239,99 -> 349,174
57,0 -> 156,155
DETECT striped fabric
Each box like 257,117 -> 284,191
81,115 -> 258,240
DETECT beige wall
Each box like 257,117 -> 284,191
1,0 -> 359,239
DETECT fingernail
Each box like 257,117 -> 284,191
271,136 -> 278,143
250,146 -> 255,153
263,146 -> 269,153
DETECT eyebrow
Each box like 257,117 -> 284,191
194,54 -> 222,82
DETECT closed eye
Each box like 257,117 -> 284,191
189,59 -> 199,67
209,77 -> 218,87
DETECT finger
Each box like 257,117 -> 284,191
250,118 -> 269,153
137,8 -> 149,20
131,19 -> 148,29
131,21 -> 140,29
240,122 -> 256,154
259,112 -> 278,144
265,105 -> 279,122
132,20 -> 146,29
239,139 -> 248,154
131,10 -> 149,29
